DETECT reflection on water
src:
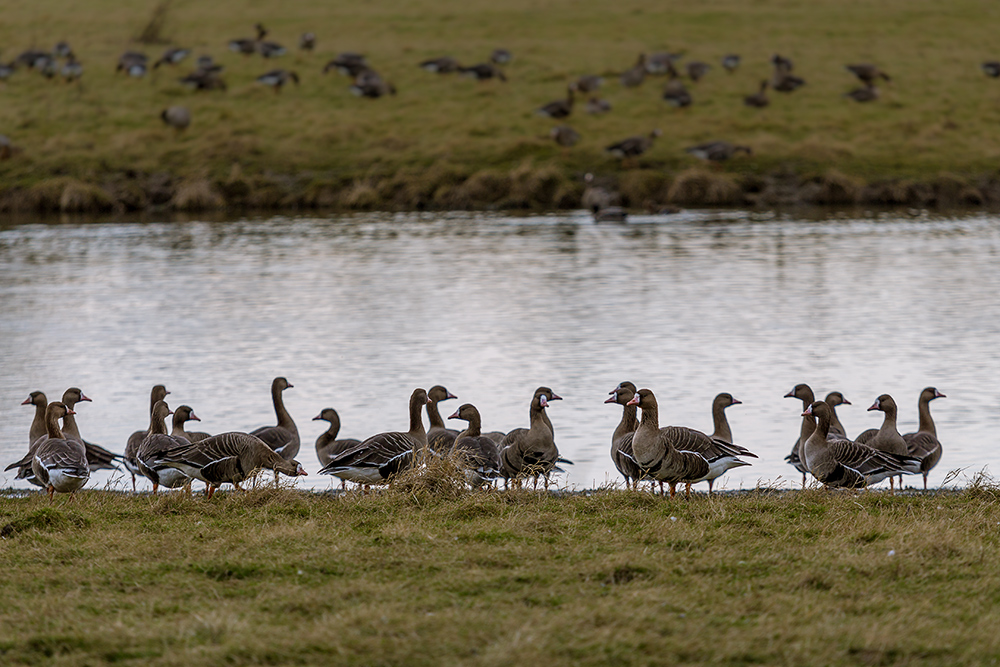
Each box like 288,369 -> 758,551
1,210 -> 998,491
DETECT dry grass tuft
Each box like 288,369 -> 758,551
801,170 -> 862,205
667,168 -> 743,205
172,179 -> 224,210
386,453 -> 473,503
618,170 -> 670,208
59,180 -> 115,212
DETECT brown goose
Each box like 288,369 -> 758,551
663,74 -> 692,107
709,393 -> 742,443
722,54 -> 741,73
855,394 -> 910,492
420,56 -> 460,73
744,80 -> 769,108
313,408 -> 361,472
824,392 -> 851,437
606,129 -> 662,160
903,387 -> 945,489
575,74 -> 603,92
537,85 -> 575,119
846,63 -> 890,84
490,49 -> 512,65
60,387 -> 122,471
844,84 -> 879,102
605,381 -> 644,489
23,390 -> 49,446
153,47 -> 190,69
160,106 -> 191,133
249,377 -> 299,460
152,432 -> 306,497
685,141 -> 752,163
784,383 -> 816,486
771,54 -> 794,74
318,388 -> 430,485
585,96 -> 612,114
324,52 -> 368,77
124,384 -> 170,491
801,401 -> 920,488
135,401 -> 193,493
982,62 -> 1000,78
300,33 -> 316,52
426,385 -> 460,452
447,403 -> 502,487
229,23 -> 268,56
458,63 -> 506,82
499,391 -> 559,489
686,61 -> 711,82
772,73 -> 806,92
502,386 -> 562,446
256,69 -> 299,92
31,402 -> 89,500
619,54 -> 647,87
171,405 -> 211,443
550,125 -> 580,147
645,52 -> 680,75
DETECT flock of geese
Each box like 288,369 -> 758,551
4,377 -> 946,501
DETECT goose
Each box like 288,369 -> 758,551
229,23 -> 267,55
54,41 -> 74,58
350,70 -> 396,97
619,54 -> 647,87
854,394 -> 912,492
575,75 -> 603,92
499,391 -> 560,489
195,55 -> 221,73
585,96 -> 611,114
153,47 -> 190,69
318,388 -> 430,485
490,49 -> 512,65
605,381 -> 644,490
160,106 -> 191,132
34,55 -> 58,79
582,172 -> 618,212
249,377 -> 299,460
772,73 -> 805,92
722,54 -> 741,73
784,383 -> 817,487
550,125 -> 580,147
0,62 -> 15,81
31,402 -> 89,500
124,384 -> 170,491
116,51 -> 148,77
61,56 -> 83,82
426,385 -> 460,452
685,141 -> 752,163
135,401 -> 193,493
312,408 -> 361,471
152,432 -> 306,497
16,49 -> 51,69
771,54 -> 794,74
606,129 -> 661,160
256,69 -> 299,92
663,75 -> 692,107
744,80 -> 769,108
645,52 -> 681,75
708,393 -> 742,443
846,63 -> 890,84
801,401 -> 920,488
257,41 -> 288,59
420,56 -> 460,73
537,85 -> 575,119
844,84 -> 879,102
179,70 -> 226,91
982,62 -> 1000,78
447,403 -> 502,487
300,33 -> 316,51
324,53 -> 368,76
458,63 -> 506,81
171,405 -> 211,443
903,387 -> 945,490
686,61 -> 711,82
593,207 -> 627,222
6,391 -> 50,487
59,387 -> 122,472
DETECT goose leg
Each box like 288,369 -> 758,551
669,483 -> 677,499
685,483 -> 692,499
152,482 -> 159,494
708,479 -> 714,496
801,473 -> 806,489
889,477 -> 895,495
47,485 -> 55,501
923,472 -> 928,490
207,485 -> 216,499
131,473 -> 136,493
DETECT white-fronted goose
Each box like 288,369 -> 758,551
499,391 -> 560,489
426,385 -> 460,452
844,84 -> 879,102
116,51 -> 148,77
537,85 -> 575,119
447,403 -> 502,487
5,391 -> 50,487
645,52 -> 681,75
709,393 -> 742,443
256,69 -> 299,92
903,387 -> 945,489
16,49 -> 50,69
351,70 -> 396,97
458,63 -> 506,82
722,54 -> 741,73
575,75 -> 603,92
420,56 -> 460,73
772,73 -> 805,92
784,383 -> 816,486
152,432 -> 306,497
318,388 -> 430,485
61,56 -> 83,82
858,394 -> 911,492
846,64 -> 890,84
313,408 -> 361,472
300,33 -> 316,51
179,70 -> 226,91
171,405 -> 211,443
619,54 -> 647,87
136,401 -> 193,493
124,384 -> 170,491
31,402 -> 89,500
744,80 -> 769,108
161,106 -> 191,132
229,23 -> 267,56
801,401 -> 920,488
54,41 -> 73,58
663,75 -> 692,107
585,96 -> 611,114
685,141 -> 752,163
153,48 -> 190,69
257,41 -> 288,59
249,377 -> 299,460
550,125 -> 580,147
0,62 -> 16,81
686,61 -> 711,82
60,387 -> 121,472
982,62 -> 1000,78
490,49 -> 512,65
606,129 -> 661,160
771,54 -> 794,74
324,53 -> 368,77
605,382 -> 644,489
824,392 -> 851,437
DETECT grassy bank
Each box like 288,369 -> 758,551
2,0 -> 1000,212
2,480 -> 1000,665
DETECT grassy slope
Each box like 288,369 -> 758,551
2,0 -> 1000,191
2,484 -> 1000,665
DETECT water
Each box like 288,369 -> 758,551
1,209 -> 998,492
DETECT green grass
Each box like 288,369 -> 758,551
3,480 -> 1000,665
2,0 -> 1000,209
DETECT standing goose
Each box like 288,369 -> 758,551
458,63 -> 506,82
605,381 -> 644,490
575,74 -> 603,92
499,391 -> 559,489
135,401 -> 193,493
645,52 -> 680,75
257,41 -> 288,59
722,54 -> 741,73
744,80 -> 769,108
585,96 -> 612,115
663,74 -> 693,107
824,392 -> 851,436
31,402 -> 89,500
299,33 -> 316,52
318,388 -> 430,485
903,387 -> 946,489
153,47 -> 190,69
324,53 -> 368,76
503,386 -> 563,445
536,85 -> 575,119
171,405 -> 211,443
982,62 -> 1000,78
619,54 -> 647,87
426,385 -> 460,452
708,393 -> 742,443
160,106 -> 191,133
686,61 -> 711,82
249,377 -> 299,460
313,408 -> 361,481
6,391 -> 50,486
685,141 -> 752,163
152,432 -> 306,498
772,73 -> 805,92
256,69 -> 299,92
447,403 -> 502,487
116,51 -> 148,77
856,394 -> 911,492
229,23 -> 267,55
801,401 -> 920,488
846,63 -> 891,84
606,129 -> 662,161
784,383 -> 816,487
550,125 -> 581,147
60,387 -> 122,472
124,384 -> 170,491
420,56 -> 460,73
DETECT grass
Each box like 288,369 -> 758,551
2,0 -> 1000,211
3,473 -> 1000,665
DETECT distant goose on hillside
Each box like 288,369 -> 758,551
619,54 -> 647,87
179,69 -> 226,91
982,61 -> 1000,77
116,51 -> 148,78
606,129 -> 661,160
257,40 -> 287,59
537,85 -> 575,119
0,61 -> 16,81
771,53 -> 794,74
490,48 -> 512,65
350,70 -> 396,97
300,33 -> 316,51
154,47 -> 190,69
663,74 -> 692,107
550,125 -> 580,147
846,63 -> 891,84
61,56 -> 83,82
160,106 -> 191,133
257,69 -> 299,92
54,41 -> 74,58
772,72 -> 806,92
585,96 -> 611,114
685,141 -> 752,163
574,74 -> 603,92
686,61 -> 711,82
324,52 -> 368,76
420,56 -> 460,73
722,54 -> 741,73
229,23 -> 267,56
844,83 -> 879,102
744,80 -> 769,107
458,63 -> 506,81
646,52 -> 682,75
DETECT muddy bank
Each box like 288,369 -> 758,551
2,164 -> 999,214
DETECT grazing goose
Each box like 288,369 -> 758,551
31,402 -> 89,500
249,377 -> 299,460
171,405 -> 211,443
61,56 -> 83,82
153,47 -> 190,68
312,408 -> 361,472
195,55 -> 221,72
16,49 -> 50,69
855,394 -> 912,492
135,401 -> 193,493
420,56 -> 460,73
575,74 -> 603,92
708,393 -> 742,443
179,70 -> 226,91
153,432 -> 306,497
663,75 -> 692,107
124,384 -> 170,491
744,80 -> 769,108
499,391 -> 560,489
490,48 -> 512,65
619,54 -> 647,87
686,61 -> 711,82
903,387 -> 945,490
426,385 -> 460,452
300,33 -> 316,51
350,69 -> 396,97
846,63 -> 890,84
257,41 -> 288,59
0,62 -> 16,81
801,401 -> 920,489
160,106 -> 191,132
772,73 -> 806,92
537,85 -> 575,119
550,125 -> 581,147
256,69 -> 299,92
685,141 -> 752,163
116,51 -> 148,77
318,388 -> 430,485
646,52 -> 681,75
585,96 -> 612,114
230,23 -> 267,55
60,387 -> 122,472
447,403 -> 502,487
722,54 -> 741,73
458,63 -> 506,81
982,61 -> 1000,78
606,129 -> 662,160
844,84 -> 879,102
605,382 -> 644,490
54,41 -> 74,58
324,52 -> 368,77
